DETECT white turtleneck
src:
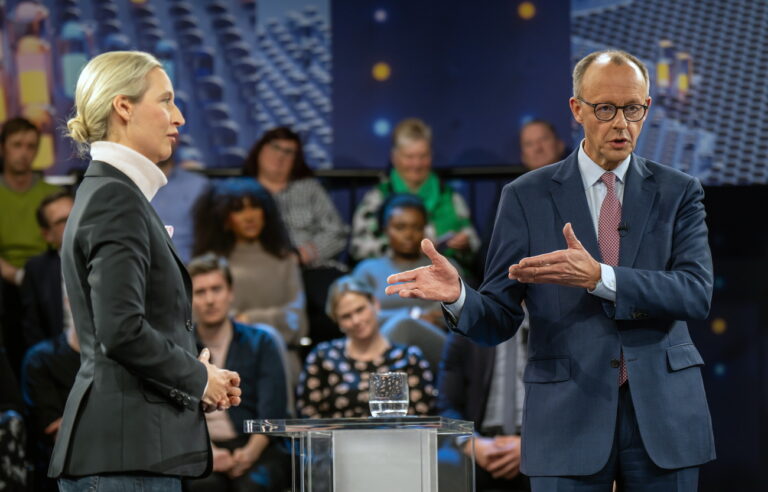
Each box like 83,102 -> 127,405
90,141 -> 168,201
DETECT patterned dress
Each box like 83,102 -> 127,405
296,338 -> 436,418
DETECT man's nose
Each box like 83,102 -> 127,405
613,110 -> 630,129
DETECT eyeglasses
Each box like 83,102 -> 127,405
577,97 -> 648,122
269,141 -> 297,157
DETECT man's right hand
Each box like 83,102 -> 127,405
199,348 -> 242,411
385,239 -> 461,303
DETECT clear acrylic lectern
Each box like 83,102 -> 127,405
244,417 -> 475,492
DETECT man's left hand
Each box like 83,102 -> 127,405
508,223 -> 601,290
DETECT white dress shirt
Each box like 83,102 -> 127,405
90,141 -> 167,201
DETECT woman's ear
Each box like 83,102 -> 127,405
112,95 -> 133,123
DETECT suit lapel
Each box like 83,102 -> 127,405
85,161 -> 192,297
619,156 -> 657,267
550,152 -> 602,261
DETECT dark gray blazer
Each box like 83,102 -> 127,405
49,161 -> 211,478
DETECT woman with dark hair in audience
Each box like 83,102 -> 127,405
193,178 -> 307,383
242,127 -> 349,345
296,276 -> 435,419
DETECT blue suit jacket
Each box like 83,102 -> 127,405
452,150 -> 715,476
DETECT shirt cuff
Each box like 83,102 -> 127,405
588,264 -> 616,302
442,280 -> 466,323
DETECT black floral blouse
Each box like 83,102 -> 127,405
296,338 -> 436,418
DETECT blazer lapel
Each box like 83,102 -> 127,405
85,161 -> 192,296
619,156 -> 657,267
549,152 -> 602,261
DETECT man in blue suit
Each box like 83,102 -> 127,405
387,50 -> 714,491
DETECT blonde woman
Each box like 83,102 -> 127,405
296,276 -> 436,418
50,51 -> 241,491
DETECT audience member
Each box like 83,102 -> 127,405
151,154 -> 209,263
351,118 -> 479,269
0,117 -> 60,378
296,276 -> 435,418
20,191 -> 74,350
354,194 -> 452,326
352,194 -> 449,368
193,178 -> 308,383
186,254 -> 290,492
438,326 -> 530,492
0,344 -> 26,491
243,126 -> 348,268
519,119 -> 566,170
21,326 -> 80,491
0,117 -> 60,282
243,127 -> 349,344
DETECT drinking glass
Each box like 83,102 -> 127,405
368,371 -> 409,417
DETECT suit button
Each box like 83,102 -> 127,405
185,319 -> 193,331
610,359 -> 620,368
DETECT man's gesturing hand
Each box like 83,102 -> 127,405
508,223 -> 601,290
385,239 -> 461,303
199,348 -> 242,411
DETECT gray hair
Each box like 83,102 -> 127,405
391,117 -> 432,151
572,50 -> 649,98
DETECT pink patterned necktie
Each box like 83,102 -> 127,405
598,172 -> 627,385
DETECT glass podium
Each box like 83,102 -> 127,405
245,416 -> 475,492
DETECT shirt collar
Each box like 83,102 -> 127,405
90,141 -> 168,201
577,139 -> 631,190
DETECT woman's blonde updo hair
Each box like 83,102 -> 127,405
67,50 -> 162,156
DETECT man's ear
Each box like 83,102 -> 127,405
41,227 -> 54,245
112,95 -> 133,123
569,97 -> 583,125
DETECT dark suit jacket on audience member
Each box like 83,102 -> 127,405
21,332 -> 79,491
21,250 -> 63,349
197,321 -> 289,429
437,333 -> 497,428
49,161 -> 210,478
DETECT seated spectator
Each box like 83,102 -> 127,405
519,119 -> 565,170
243,127 -> 349,344
351,118 -> 479,270
0,117 -> 61,377
352,194 -> 449,369
0,117 -> 60,283
21,326 -> 80,492
20,191 -> 74,350
151,153 -> 209,263
353,193 -> 452,327
437,324 -> 530,492
185,254 -> 290,492
193,178 -> 307,383
0,344 -> 27,491
296,276 -> 435,418
243,126 -> 348,268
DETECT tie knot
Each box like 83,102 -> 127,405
601,172 -> 617,190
